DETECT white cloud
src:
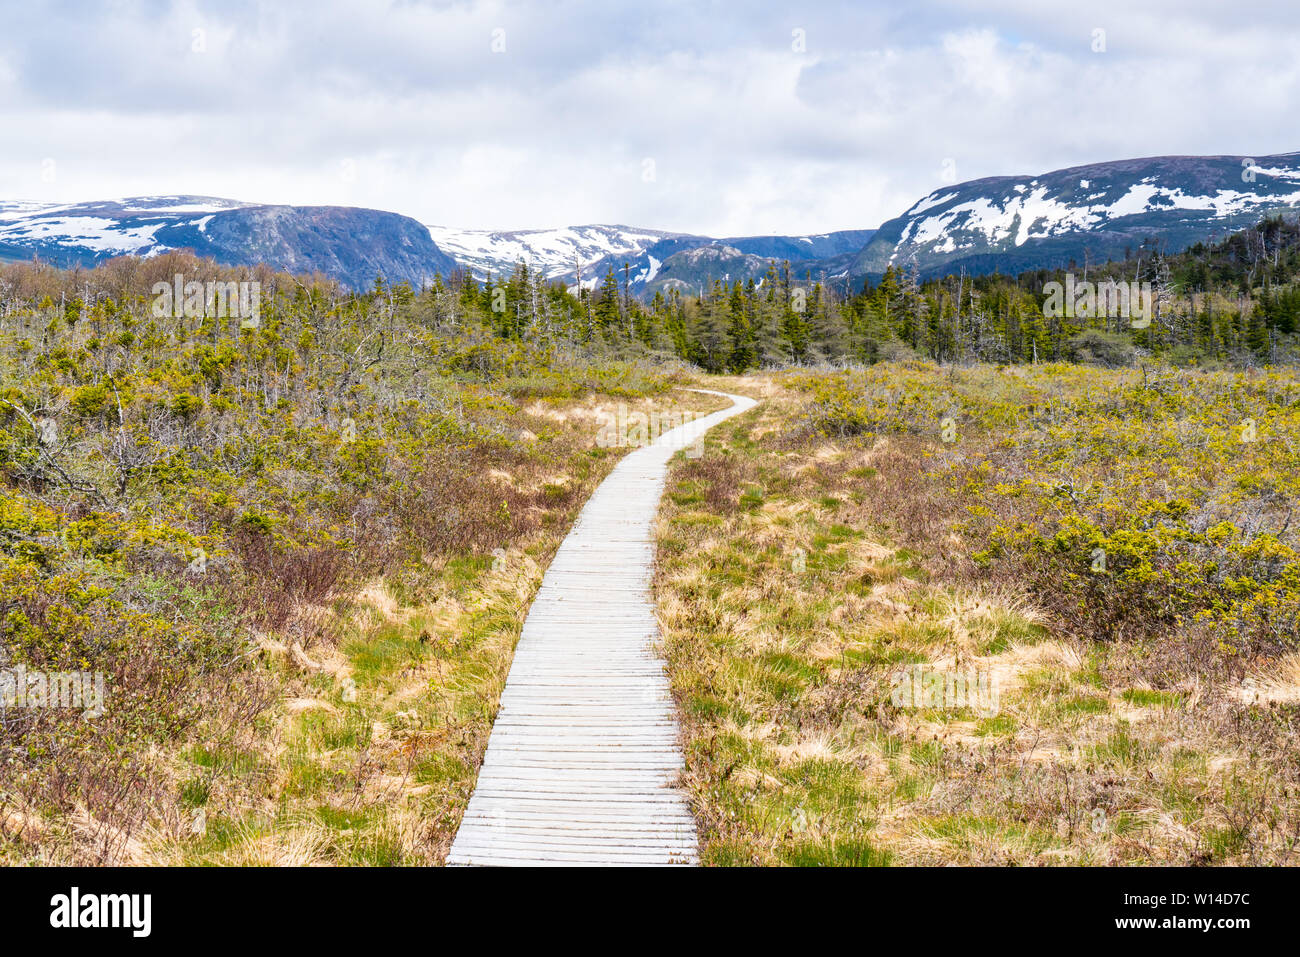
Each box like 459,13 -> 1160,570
0,1 -> 1297,235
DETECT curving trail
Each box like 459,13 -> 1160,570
447,389 -> 757,866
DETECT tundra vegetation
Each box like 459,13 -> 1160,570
3,214 -> 1299,866
656,364 -> 1300,864
0,251 -> 716,863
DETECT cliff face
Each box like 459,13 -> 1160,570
852,152 -> 1300,279
0,196 -> 460,289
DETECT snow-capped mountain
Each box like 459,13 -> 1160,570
638,244 -> 772,296
426,222 -> 876,294
9,151 -> 1300,295
0,196 -> 250,255
623,230 -> 875,297
853,152 -> 1300,279
0,196 -> 460,289
424,224 -> 690,283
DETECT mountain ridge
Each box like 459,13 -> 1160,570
424,222 -> 875,294
6,149 -> 1300,294
0,196 -> 460,289
854,151 -> 1300,279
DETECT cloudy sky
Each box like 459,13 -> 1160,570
1,0 -> 1298,235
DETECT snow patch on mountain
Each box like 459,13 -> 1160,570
855,152 -> 1300,280
892,169 -> 1300,262
4,216 -> 166,252
425,223 -> 684,280
0,196 -> 251,257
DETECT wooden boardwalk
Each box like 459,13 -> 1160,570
447,390 -> 757,866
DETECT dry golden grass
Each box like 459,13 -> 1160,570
121,386 -> 727,867
655,371 -> 1300,866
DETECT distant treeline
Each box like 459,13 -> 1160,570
445,212 -> 1300,370
5,214 -> 1300,371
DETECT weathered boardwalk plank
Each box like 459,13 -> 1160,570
447,389 -> 756,866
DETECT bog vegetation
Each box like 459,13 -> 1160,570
0,251 -> 708,862
656,364 -> 1300,865
3,215 -> 1299,865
